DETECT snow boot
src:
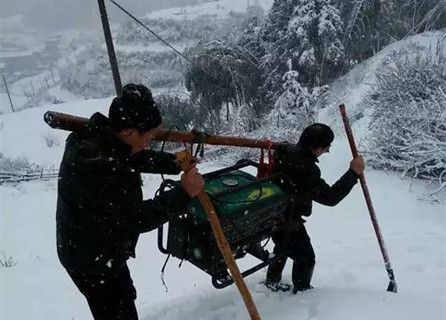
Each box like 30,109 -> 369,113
292,261 -> 314,294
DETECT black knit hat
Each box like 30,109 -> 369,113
298,123 -> 334,148
108,83 -> 162,132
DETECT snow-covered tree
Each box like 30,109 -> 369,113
259,0 -> 299,102
260,0 -> 344,104
287,0 -> 345,86
269,60 -> 325,129
184,40 -> 262,132
337,0 -> 445,67
238,14 -> 265,61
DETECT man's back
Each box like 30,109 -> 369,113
273,143 -> 359,218
57,125 -> 143,272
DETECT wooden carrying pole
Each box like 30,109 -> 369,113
339,104 -> 397,293
43,111 -> 290,150
175,150 -> 261,320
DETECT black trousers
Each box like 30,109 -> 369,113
266,223 -> 315,285
66,264 -> 138,320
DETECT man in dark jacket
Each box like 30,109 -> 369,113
265,123 -> 364,294
56,84 -> 204,319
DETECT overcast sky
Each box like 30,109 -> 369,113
0,0 -> 210,32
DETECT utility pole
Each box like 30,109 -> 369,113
97,0 -> 123,96
50,65 -> 56,85
2,75 -> 15,112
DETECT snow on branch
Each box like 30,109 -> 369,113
363,42 -> 446,191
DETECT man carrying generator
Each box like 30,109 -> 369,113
265,123 -> 365,294
56,83 -> 204,319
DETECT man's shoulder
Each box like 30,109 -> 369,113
276,146 -> 314,166
63,131 -> 109,161
66,131 -> 98,148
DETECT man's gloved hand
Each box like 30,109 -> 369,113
350,155 -> 365,175
181,167 -> 204,197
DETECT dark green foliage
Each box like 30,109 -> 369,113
183,40 -> 263,132
156,94 -> 199,130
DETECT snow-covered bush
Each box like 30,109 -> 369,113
0,250 -> 18,268
59,45 -> 115,99
0,153 -> 34,172
364,43 -> 446,186
42,132 -> 61,148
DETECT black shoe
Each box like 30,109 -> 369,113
265,281 -> 291,292
292,284 -> 313,294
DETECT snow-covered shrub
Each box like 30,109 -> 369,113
0,153 -> 33,172
0,250 -> 18,268
364,43 -> 446,186
42,132 -> 61,148
59,45 -> 115,99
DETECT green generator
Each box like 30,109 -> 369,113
158,159 -> 290,288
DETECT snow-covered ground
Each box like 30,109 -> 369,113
1,3 -> 445,319
0,137 -> 445,320
0,98 -> 112,167
0,100 -> 445,319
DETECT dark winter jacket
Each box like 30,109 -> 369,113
273,143 -> 359,219
56,113 -> 189,273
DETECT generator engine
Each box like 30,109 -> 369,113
158,159 -> 290,288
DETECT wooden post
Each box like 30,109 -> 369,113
30,80 -> 35,96
175,150 -> 261,320
97,0 -> 123,96
2,75 -> 15,112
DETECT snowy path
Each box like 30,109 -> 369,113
1,138 -> 445,320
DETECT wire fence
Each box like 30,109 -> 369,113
1,67 -> 59,114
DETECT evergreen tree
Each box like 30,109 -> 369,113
259,0 -> 297,102
260,0 -> 344,101
271,60 -> 322,129
183,40 -> 262,132
238,15 -> 265,61
287,0 -> 344,86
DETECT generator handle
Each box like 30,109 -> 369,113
202,159 -> 258,180
157,225 -> 169,254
